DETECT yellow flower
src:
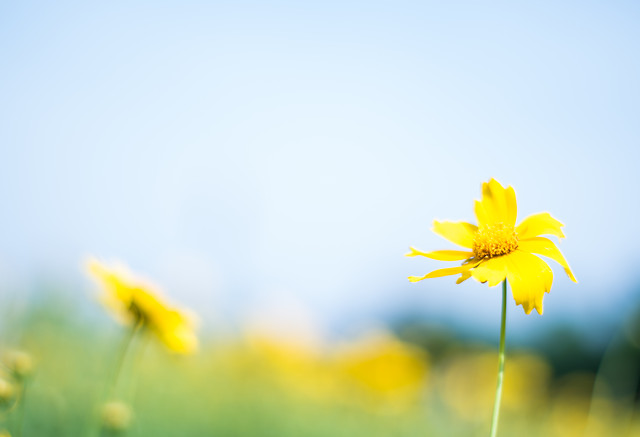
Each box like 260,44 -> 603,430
87,259 -> 198,354
407,179 -> 576,314
333,331 -> 429,408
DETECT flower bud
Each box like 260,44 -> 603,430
0,378 -> 15,406
101,401 -> 133,432
4,351 -> 33,380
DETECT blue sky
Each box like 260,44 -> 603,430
1,1 -> 640,341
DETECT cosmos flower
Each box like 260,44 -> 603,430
87,259 -> 198,354
407,179 -> 576,314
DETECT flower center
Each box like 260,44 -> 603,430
473,224 -> 518,259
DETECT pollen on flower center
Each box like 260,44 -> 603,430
473,224 -> 518,259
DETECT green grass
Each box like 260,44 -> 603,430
2,297 -> 640,437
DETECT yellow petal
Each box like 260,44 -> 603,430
408,262 -> 477,282
504,185 -> 517,226
154,310 -> 199,354
97,294 -> 134,326
87,259 -> 133,306
470,256 -> 508,287
134,289 -> 198,354
456,270 -> 472,284
474,179 -> 517,227
133,288 -> 167,322
432,221 -> 478,249
504,250 -> 553,315
518,237 -> 577,282
516,212 -> 565,240
474,200 -> 490,227
405,247 -> 473,261
164,324 -> 198,354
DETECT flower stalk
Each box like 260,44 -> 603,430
107,320 -> 142,400
14,383 -> 27,437
489,280 -> 507,437
93,322 -> 141,437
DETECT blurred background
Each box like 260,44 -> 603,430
1,1 -> 640,436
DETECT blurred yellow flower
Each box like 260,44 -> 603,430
333,331 -> 429,409
440,350 -> 551,421
3,350 -> 34,381
243,331 -> 337,401
547,372 -> 602,437
87,259 -> 198,354
407,179 -> 576,314
239,327 -> 429,411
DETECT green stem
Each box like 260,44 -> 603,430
489,280 -> 507,437
91,322 -> 142,437
127,329 -> 151,404
107,321 -> 141,400
15,381 -> 27,437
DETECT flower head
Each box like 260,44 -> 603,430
407,179 -> 576,315
87,259 -> 198,354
